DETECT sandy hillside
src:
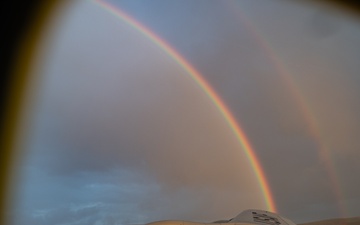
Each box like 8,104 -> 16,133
300,217 -> 360,225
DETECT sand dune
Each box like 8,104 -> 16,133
300,217 -> 360,225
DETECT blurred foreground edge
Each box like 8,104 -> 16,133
0,1 -> 62,225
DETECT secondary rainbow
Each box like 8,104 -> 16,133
225,0 -> 346,217
93,0 -> 277,212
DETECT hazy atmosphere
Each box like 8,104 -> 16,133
9,0 -> 360,225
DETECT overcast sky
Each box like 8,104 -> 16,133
9,0 -> 360,225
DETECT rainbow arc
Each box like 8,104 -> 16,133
94,0 -> 277,212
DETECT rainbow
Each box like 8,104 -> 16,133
225,0 -> 347,217
93,0 -> 277,212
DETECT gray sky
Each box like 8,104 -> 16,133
9,0 -> 360,225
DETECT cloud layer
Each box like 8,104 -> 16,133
9,0 -> 360,224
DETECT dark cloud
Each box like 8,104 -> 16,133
14,202 -> 130,225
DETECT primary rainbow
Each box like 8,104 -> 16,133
93,0 -> 277,212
